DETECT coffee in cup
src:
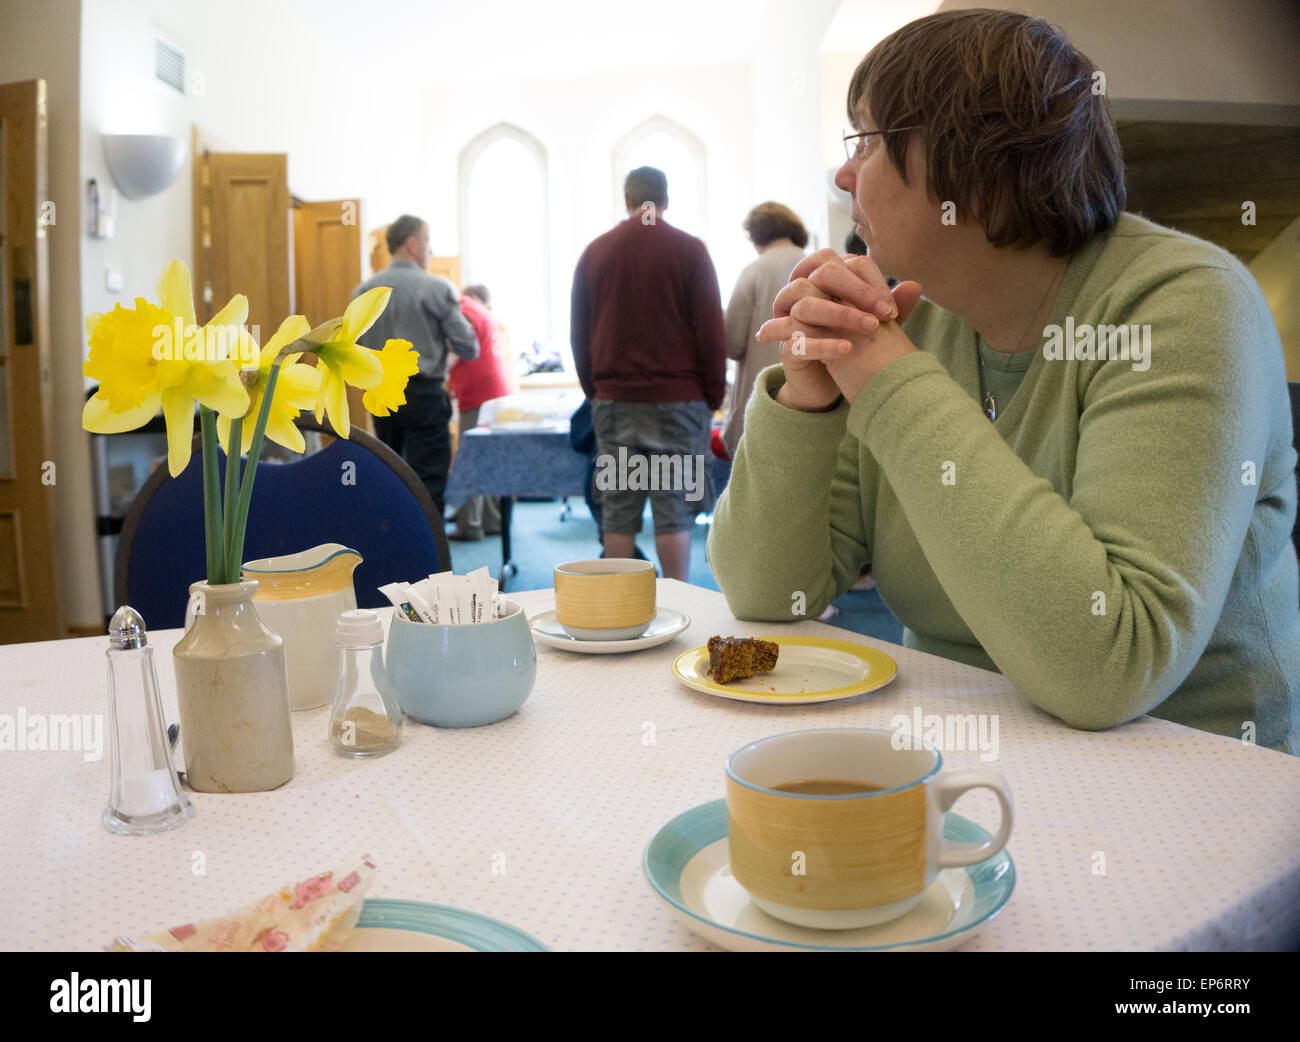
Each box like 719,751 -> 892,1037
726,728 -> 1013,929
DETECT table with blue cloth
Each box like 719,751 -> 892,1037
444,424 -> 589,588
445,423 -> 733,590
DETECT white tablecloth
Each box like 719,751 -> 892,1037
1,581 -> 1297,951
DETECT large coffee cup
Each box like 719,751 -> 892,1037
726,728 -> 1013,929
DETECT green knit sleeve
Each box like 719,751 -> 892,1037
846,264 -> 1286,731
707,365 -> 875,622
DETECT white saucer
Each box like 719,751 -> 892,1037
529,608 -> 691,653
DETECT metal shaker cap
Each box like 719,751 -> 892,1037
109,606 -> 148,650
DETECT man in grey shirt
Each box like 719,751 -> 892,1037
352,214 -> 478,515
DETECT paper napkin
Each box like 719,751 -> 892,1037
108,855 -> 377,952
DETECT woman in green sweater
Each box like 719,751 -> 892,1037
708,9 -> 1300,755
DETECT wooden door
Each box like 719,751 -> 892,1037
294,199 -> 360,323
368,226 -> 390,276
294,198 -> 368,433
0,80 -> 61,643
195,152 -> 289,342
424,255 -> 462,455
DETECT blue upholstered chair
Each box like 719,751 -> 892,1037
114,418 -> 450,630
1289,382 -> 1300,565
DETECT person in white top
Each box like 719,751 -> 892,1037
722,203 -> 809,458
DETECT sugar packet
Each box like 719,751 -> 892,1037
379,569 -> 499,624
378,581 -> 436,624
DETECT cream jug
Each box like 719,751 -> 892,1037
241,544 -> 363,711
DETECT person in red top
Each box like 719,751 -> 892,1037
447,286 -> 512,540
570,166 -> 727,581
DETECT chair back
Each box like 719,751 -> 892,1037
1290,382 -> 1300,561
115,419 -> 449,630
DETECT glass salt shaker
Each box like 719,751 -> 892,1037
329,609 -> 401,758
103,606 -> 195,834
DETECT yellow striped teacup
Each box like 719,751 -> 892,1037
553,559 -> 656,640
726,728 -> 1013,929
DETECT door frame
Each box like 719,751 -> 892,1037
0,78 -> 61,642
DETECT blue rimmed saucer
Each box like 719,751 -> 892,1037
643,800 -> 1014,951
342,900 -> 549,952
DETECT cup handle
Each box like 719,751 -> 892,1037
936,769 -> 1014,868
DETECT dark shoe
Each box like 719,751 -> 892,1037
447,526 -> 485,542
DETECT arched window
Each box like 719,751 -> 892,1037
612,116 -> 708,240
458,124 -> 551,364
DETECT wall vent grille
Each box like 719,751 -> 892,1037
155,37 -> 186,93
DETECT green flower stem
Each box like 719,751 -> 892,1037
227,363 -> 282,583
222,415 -> 243,584
199,407 -> 224,584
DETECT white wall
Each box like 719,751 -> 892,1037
0,0 -> 98,629
748,0 -> 842,257
80,0 -> 193,324
79,0 -> 422,322
419,63 -> 758,360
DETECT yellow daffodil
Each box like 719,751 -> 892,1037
216,316 -> 322,456
312,286 -> 390,436
362,339 -> 419,417
82,260 -> 251,476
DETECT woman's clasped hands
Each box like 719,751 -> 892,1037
756,249 -> 924,411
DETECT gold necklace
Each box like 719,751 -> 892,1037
979,260 -> 1067,421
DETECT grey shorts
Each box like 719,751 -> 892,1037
590,399 -> 715,535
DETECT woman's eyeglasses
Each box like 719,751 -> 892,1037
842,126 -> 921,162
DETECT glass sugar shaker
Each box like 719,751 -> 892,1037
329,609 -> 402,758
103,606 -> 195,834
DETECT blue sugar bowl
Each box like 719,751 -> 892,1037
386,599 -> 536,727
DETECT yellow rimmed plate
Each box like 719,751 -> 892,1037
671,636 -> 898,704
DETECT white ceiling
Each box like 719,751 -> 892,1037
146,0 -> 1300,111
172,0 -> 783,83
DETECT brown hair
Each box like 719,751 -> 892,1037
742,202 -> 809,249
847,9 -> 1125,255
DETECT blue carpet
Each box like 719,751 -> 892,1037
444,499 -> 904,647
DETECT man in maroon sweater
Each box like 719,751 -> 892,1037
571,166 -> 727,581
